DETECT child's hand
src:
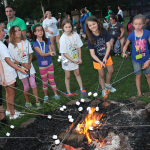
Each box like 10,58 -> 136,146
143,60 -> 150,69
0,77 -> 6,86
26,63 -> 31,69
100,61 -> 105,68
19,68 -> 28,74
49,51 -> 55,56
78,59 -> 82,64
122,53 -> 127,58
49,31 -> 53,34
103,57 -> 107,65
21,63 -> 29,69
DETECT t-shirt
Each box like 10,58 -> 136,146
60,32 -> 83,71
146,22 -> 150,31
0,41 -> 17,83
88,29 -> 111,62
128,23 -> 134,36
87,11 -> 91,16
108,22 -> 123,38
128,29 -> 150,63
33,38 -> 52,67
7,17 -> 26,33
8,40 -> 36,79
43,17 -> 59,38
103,22 -> 109,29
31,23 -> 40,31
118,10 -> 123,18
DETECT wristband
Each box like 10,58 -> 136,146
49,49 -> 53,52
19,62 -> 22,66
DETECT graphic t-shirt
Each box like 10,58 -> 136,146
60,32 -> 83,71
108,22 -> 123,38
128,29 -> 150,63
88,29 -> 111,62
7,17 -> 26,33
33,38 -> 52,67
43,17 -> 59,38
0,41 -> 17,83
8,40 -> 36,79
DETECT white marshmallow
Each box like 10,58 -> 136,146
68,115 -> 72,119
60,107 -> 64,111
55,139 -> 60,144
10,125 -> 14,129
76,101 -> 80,106
6,132 -> 10,137
87,107 -> 91,111
69,118 -> 74,122
88,92 -> 92,96
53,135 -> 57,139
62,105 -> 66,109
58,56 -> 62,59
80,98 -> 85,102
93,93 -> 98,97
57,59 -> 61,62
78,107 -> 83,111
47,115 -> 52,119
95,107 -> 99,111
89,126 -> 93,130
95,121 -> 100,124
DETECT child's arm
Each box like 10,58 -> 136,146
103,41 -> 111,64
5,57 -> 28,74
89,49 -> 105,68
122,39 -> 130,58
43,28 -> 53,35
0,60 -> 6,86
78,48 -> 82,64
118,27 -> 125,40
34,46 -> 55,57
143,59 -> 150,69
63,53 -> 78,64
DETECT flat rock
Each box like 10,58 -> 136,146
130,96 -> 137,102
91,99 -> 101,106
84,98 -> 91,102
66,99 -> 79,105
145,103 -> 150,112
20,118 -> 36,128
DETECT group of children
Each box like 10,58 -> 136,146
0,13 -> 150,121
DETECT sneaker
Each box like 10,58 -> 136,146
6,110 -> 24,116
9,114 -> 19,120
66,92 -> 74,98
53,94 -> 60,101
102,90 -> 108,99
36,101 -> 42,109
80,88 -> 87,95
105,83 -> 116,93
44,96 -> 48,103
25,102 -> 34,109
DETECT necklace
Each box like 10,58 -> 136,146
36,39 -> 45,53
16,41 -> 24,58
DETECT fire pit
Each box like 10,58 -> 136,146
2,98 -> 150,150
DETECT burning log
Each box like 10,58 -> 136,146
58,132 -> 85,148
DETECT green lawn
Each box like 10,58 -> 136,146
1,16 -> 150,136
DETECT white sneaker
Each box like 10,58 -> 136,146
105,83 -> 116,93
6,110 -> 24,116
9,114 -> 20,120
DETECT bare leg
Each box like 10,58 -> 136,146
110,38 -> 115,51
145,74 -> 150,89
98,69 -> 105,89
65,70 -> 71,93
136,75 -> 142,96
119,37 -> 125,53
32,88 -> 39,102
0,105 -> 5,120
106,65 -> 114,84
56,35 -> 60,52
74,68 -> 83,89
24,91 -> 30,103
49,37 -> 56,53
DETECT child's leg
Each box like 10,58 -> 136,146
47,64 -> 57,95
74,68 -> 83,90
5,83 -> 15,117
119,37 -> 125,53
49,37 -> 56,53
143,64 -> 150,90
39,67 -> 49,96
98,69 -> 105,89
29,74 -> 39,102
145,74 -> 150,89
0,85 -> 4,119
21,77 -> 30,103
65,70 -> 71,93
136,74 -> 142,96
110,38 -> 115,50
106,65 -> 114,84
56,35 -> 60,52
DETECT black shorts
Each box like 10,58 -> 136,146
0,85 -> 3,106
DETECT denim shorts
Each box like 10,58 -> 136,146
132,59 -> 150,75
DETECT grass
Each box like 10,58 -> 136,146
1,16 -> 150,137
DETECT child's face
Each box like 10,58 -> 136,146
0,27 -> 5,41
133,19 -> 145,31
63,23 -> 72,34
87,21 -> 98,33
34,26 -> 43,37
14,27 -> 21,38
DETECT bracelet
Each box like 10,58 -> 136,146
49,49 -> 53,52
19,62 -> 22,66
122,52 -> 125,54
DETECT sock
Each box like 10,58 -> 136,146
45,96 -> 48,98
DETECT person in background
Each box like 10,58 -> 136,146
117,14 -> 124,24
127,15 -> 135,36
27,29 -> 33,46
103,18 -> 109,29
146,15 -> 150,31
5,5 -> 26,38
117,6 -> 123,18
0,22 -> 8,38
43,11 -> 60,53
31,20 -> 39,31
85,7 -> 91,16
65,14 -> 76,30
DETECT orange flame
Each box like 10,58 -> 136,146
66,123 -> 74,132
62,144 -> 82,150
75,107 -> 104,144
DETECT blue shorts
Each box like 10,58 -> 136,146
132,59 -> 150,75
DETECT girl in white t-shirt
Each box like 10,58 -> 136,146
0,25 -> 27,119
43,11 -> 60,53
9,26 -> 42,109
60,19 -> 86,97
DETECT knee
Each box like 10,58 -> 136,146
74,71 -> 80,77
145,74 -> 150,78
65,74 -> 71,80
136,75 -> 141,79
